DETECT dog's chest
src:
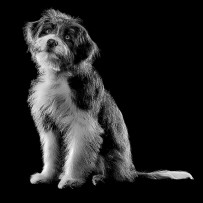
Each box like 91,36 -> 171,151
29,78 -> 73,118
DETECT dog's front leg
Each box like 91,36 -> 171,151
30,130 -> 58,184
58,137 -> 86,188
58,124 -> 103,189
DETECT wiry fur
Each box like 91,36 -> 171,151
24,9 -> 193,189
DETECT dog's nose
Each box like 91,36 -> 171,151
47,39 -> 58,48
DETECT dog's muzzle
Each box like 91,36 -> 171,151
46,39 -> 58,52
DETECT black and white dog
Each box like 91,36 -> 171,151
24,9 -> 193,189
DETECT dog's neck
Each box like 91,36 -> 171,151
37,61 -> 93,84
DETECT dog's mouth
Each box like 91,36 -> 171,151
47,52 -> 71,72
46,45 -> 56,54
46,52 -> 60,69
34,44 -> 71,72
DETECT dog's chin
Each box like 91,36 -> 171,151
47,53 -> 60,68
36,51 -> 61,72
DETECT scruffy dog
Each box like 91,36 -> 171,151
24,9 -> 193,189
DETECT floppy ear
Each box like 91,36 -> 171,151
23,20 -> 41,45
73,28 -> 99,65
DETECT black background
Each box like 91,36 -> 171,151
2,1 -> 200,201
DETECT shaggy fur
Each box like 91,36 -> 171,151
24,9 -> 193,189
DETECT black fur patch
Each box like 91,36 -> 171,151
42,114 -> 58,132
73,39 -> 92,65
38,22 -> 56,38
68,70 -> 103,111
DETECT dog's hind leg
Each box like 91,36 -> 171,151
92,156 -> 106,185
30,130 -> 59,184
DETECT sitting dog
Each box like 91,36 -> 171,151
24,9 -> 193,189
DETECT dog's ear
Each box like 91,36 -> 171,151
73,27 -> 99,65
23,20 -> 41,45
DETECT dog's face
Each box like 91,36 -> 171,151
24,9 -> 98,72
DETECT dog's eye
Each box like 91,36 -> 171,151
45,28 -> 52,34
65,35 -> 70,40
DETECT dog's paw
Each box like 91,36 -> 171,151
58,177 -> 84,189
30,173 -> 51,184
92,175 -> 105,186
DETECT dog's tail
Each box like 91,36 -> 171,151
136,170 -> 193,180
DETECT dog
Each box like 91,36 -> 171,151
24,9 -> 193,189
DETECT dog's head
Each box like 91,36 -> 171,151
24,9 -> 98,72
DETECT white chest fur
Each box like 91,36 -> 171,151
28,74 -> 73,121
